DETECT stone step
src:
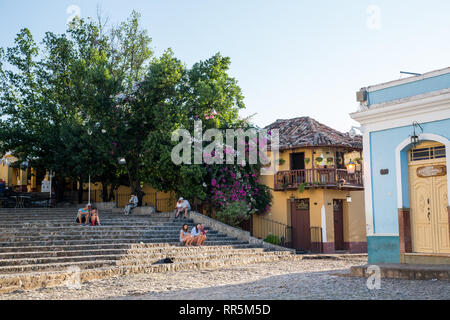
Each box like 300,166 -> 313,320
0,239 -> 247,248
0,243 -> 258,254
0,236 -> 231,245
0,250 -> 293,269
349,263 -> 450,280
0,246 -> 269,260
0,228 -> 218,236
0,253 -> 296,294
0,224 -> 211,232
0,216 -> 175,221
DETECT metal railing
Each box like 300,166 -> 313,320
252,215 -> 292,248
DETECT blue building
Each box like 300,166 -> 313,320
351,67 -> 450,265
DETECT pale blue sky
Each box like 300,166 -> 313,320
1,0 -> 450,132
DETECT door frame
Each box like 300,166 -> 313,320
290,198 -> 311,251
333,199 -> 345,250
396,134 -> 450,255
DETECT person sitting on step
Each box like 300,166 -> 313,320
199,224 -> 208,245
174,197 -> 191,219
90,207 -> 101,226
191,223 -> 207,246
76,204 -> 91,226
180,224 -> 194,246
174,198 -> 185,220
124,192 -> 138,215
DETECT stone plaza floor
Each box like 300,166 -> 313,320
1,256 -> 449,300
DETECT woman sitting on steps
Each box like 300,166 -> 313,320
180,224 -> 194,246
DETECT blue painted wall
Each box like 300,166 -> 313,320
367,236 -> 400,264
368,118 -> 450,263
367,72 -> 450,106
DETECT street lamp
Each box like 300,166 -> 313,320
346,159 -> 356,175
86,123 -> 108,204
348,126 -> 362,139
411,121 -> 423,147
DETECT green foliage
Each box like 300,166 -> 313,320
264,234 -> 281,246
215,201 -> 253,228
297,182 -> 307,194
304,157 -> 310,165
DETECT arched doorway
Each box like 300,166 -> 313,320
407,141 -> 449,254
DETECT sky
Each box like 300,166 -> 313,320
1,0 -> 450,132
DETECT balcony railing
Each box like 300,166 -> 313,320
274,168 -> 363,190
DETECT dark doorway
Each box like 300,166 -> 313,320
291,199 -> 311,251
290,152 -> 305,170
333,199 -> 345,250
336,152 -> 345,169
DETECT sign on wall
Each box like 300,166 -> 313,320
417,165 -> 446,178
41,180 -> 51,192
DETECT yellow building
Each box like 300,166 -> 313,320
0,153 -> 36,192
254,117 -> 367,253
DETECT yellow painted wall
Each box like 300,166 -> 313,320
322,189 -> 366,243
0,154 -> 28,187
257,147 -> 366,244
79,182 -> 176,211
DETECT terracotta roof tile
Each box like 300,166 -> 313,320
265,117 -> 362,150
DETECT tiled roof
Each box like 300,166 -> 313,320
265,117 -> 362,150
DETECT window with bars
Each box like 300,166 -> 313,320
410,146 -> 446,162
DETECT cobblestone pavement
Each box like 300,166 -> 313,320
1,257 -> 449,300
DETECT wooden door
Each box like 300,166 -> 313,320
291,199 -> 311,251
433,174 -> 450,253
333,199 -> 345,250
409,160 -> 449,253
409,169 -> 434,253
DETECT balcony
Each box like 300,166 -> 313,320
274,168 -> 363,191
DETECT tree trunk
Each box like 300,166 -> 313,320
108,184 -> 116,202
54,175 -> 65,203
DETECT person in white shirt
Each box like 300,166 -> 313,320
174,197 -> 191,219
124,193 -> 138,215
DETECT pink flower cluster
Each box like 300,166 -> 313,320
204,110 -> 218,120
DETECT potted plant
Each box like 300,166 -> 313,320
297,182 -> 307,194
326,157 -> 334,164
315,157 -> 323,164
277,158 -> 286,165
304,157 -> 310,165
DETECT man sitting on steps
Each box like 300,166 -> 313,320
174,197 -> 191,220
76,204 -> 91,226
124,193 -> 138,215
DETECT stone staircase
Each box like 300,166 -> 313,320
0,208 -> 294,294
